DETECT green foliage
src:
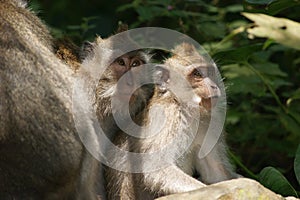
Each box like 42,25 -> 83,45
65,17 -> 99,42
295,145 -> 300,185
213,44 -> 263,65
259,167 -> 298,197
34,0 -> 300,196
244,0 -> 300,15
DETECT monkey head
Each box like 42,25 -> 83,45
80,36 -> 153,119
155,43 -> 221,113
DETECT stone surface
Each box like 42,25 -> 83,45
155,178 -> 299,200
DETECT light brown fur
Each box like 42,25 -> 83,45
80,35 -> 154,139
53,26 -> 154,199
79,34 -> 154,200
54,38 -> 81,71
105,43 -> 239,200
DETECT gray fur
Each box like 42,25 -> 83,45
0,1 -> 100,199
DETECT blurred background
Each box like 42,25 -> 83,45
31,0 -> 300,196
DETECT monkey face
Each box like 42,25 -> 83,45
94,50 -> 153,120
110,53 -> 147,101
186,65 -> 221,110
169,43 -> 222,111
112,56 -> 143,79
156,53 -> 221,112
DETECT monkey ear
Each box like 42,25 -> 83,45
154,66 -> 170,92
80,41 -> 94,61
13,0 -> 27,8
173,42 -> 198,57
95,35 -> 104,44
116,23 -> 129,33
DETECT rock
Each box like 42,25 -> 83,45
155,178 -> 299,200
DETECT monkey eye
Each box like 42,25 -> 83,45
116,58 -> 125,66
192,69 -> 203,78
131,60 -> 141,67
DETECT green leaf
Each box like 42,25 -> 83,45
266,0 -> 300,15
263,39 -> 276,50
259,167 -> 298,197
251,60 -> 287,77
197,22 -> 226,39
117,3 -> 135,12
136,6 -> 161,21
248,57 -> 291,90
279,113 -> 300,136
288,110 -> 300,125
227,75 -> 265,96
225,4 -> 243,13
212,44 -> 263,65
288,89 -> 300,102
295,145 -> 300,185
244,0 -> 300,15
245,0 -> 271,4
222,64 -> 254,78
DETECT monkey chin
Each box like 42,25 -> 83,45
192,95 -> 215,115
199,97 -> 218,113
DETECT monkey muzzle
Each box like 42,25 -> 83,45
200,96 -> 218,110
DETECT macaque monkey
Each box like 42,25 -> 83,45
53,25 -> 153,199
77,30 -> 154,200
0,0 -> 100,199
105,43 -> 239,199
53,32 -> 153,140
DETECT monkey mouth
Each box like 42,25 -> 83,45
201,96 -> 218,110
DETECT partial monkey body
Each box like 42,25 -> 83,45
105,43 -> 239,200
0,0 -> 100,199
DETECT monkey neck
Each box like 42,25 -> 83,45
133,95 -> 198,156
96,96 -> 145,140
144,92 -> 196,133
95,97 -> 118,140
151,91 -> 212,137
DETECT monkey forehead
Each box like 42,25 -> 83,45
164,55 -> 210,69
93,39 -> 114,51
92,44 -> 146,66
119,50 -> 148,59
172,42 -> 198,56
94,34 -> 142,52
